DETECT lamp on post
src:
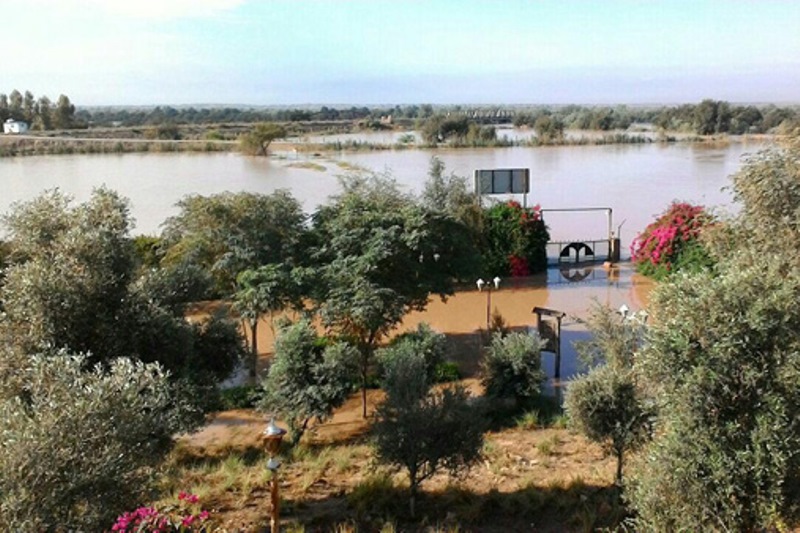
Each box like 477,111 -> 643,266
476,276 -> 501,330
263,418 -> 287,533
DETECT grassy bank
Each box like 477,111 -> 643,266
0,137 -> 235,157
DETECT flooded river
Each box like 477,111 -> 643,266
0,139 -> 768,249
1,141 -> 759,383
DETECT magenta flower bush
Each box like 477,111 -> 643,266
110,492 -> 213,532
630,202 -> 714,279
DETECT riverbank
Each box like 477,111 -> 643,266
0,135 -> 236,157
0,124 -> 777,158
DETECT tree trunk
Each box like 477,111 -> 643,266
249,319 -> 259,381
409,479 -> 418,518
615,448 -> 624,487
361,362 -> 368,419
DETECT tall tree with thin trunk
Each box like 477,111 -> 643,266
312,174 -> 462,417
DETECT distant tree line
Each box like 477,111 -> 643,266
6,91 -> 797,137
513,100 -> 800,135
0,89 -> 79,130
75,105 -> 428,128
75,101 -> 798,136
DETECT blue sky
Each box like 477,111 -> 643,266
4,0 -> 799,106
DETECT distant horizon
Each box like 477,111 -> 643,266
73,99 -> 800,111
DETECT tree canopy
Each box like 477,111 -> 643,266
161,190 -> 306,294
627,141 -> 800,530
0,188 -> 243,385
239,122 -> 287,155
312,174 -> 465,416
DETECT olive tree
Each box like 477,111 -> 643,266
0,352 -> 199,531
373,346 -> 484,517
481,331 -> 547,407
259,319 -> 358,445
0,189 -> 243,385
627,142 -> 800,530
378,323 -> 447,385
564,304 -> 651,487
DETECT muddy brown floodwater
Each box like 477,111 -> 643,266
230,262 -> 653,389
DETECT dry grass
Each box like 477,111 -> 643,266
158,403 -> 622,532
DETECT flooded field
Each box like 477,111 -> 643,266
222,262 -> 653,390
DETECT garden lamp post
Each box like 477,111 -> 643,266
476,276 -> 501,330
263,418 -> 287,533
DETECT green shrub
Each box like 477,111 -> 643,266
630,202 -> 714,279
515,410 -> 540,430
433,361 -> 461,383
218,385 -> 262,410
259,320 -> 358,445
628,262 -> 800,530
378,323 -> 446,387
0,353 -> 199,531
373,346 -> 485,517
481,331 -> 547,406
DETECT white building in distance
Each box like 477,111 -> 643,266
3,119 -> 29,134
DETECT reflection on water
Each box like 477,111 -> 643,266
398,262 -> 653,390
232,262 -> 652,392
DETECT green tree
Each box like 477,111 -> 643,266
312,174 -> 461,417
161,190 -> 306,294
34,95 -> 53,130
239,122 -> 287,155
419,114 -> 470,145
627,262 -> 800,531
0,93 -> 8,122
53,94 -> 75,129
627,142 -> 800,530
533,114 -> 565,143
420,158 -> 483,282
22,90 -> 36,123
373,346 -> 484,517
564,304 -> 651,487
693,99 -> 731,135
233,264 -> 304,380
421,157 -> 482,231
8,89 -> 22,119
0,352 -> 200,531
481,331 -> 547,408
259,319 -> 358,445
0,189 -> 242,386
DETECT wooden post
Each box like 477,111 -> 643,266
554,313 -> 563,379
532,307 -> 566,379
270,473 -> 280,532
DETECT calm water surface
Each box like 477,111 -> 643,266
0,140 -> 770,250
